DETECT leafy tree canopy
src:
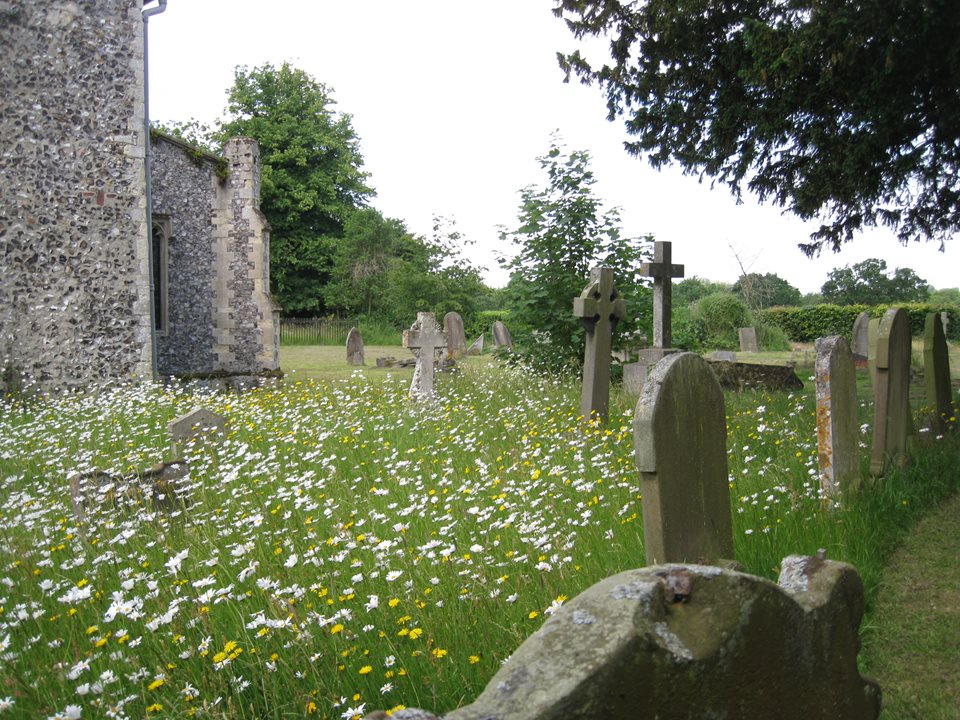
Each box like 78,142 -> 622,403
928,287 -> 960,306
555,1 -> 960,255
217,62 -> 375,313
820,258 -> 930,306
674,276 -> 732,309
732,272 -> 802,308
499,138 -> 652,376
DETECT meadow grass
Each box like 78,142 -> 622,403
0,355 -> 957,719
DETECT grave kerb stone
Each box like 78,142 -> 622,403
633,352 -> 734,564
573,266 -> 627,421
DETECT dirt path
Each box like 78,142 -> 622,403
861,493 -> 960,719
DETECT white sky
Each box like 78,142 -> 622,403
147,1 -> 956,294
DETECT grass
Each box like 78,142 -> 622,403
0,346 -> 956,719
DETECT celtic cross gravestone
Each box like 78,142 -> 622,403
573,267 -> 627,421
403,312 -> 447,400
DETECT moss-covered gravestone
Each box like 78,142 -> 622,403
633,352 -> 734,564
924,312 -> 955,432
815,336 -> 861,498
869,308 -> 912,475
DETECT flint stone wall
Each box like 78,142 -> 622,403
0,0 -> 153,391
151,134 -> 218,375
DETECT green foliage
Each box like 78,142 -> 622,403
555,1 -> 960,254
732,272 -> 802,308
498,139 -> 652,376
928,287 -> 960,306
673,276 -> 732,309
217,62 -> 375,314
150,119 -> 219,154
692,292 -> 750,350
762,303 -> 959,341
671,304 -> 707,352
821,258 -> 930,305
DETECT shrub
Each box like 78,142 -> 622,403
693,292 -> 749,349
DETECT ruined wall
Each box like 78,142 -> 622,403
0,0 -> 153,391
213,139 -> 281,374
151,135 -> 218,376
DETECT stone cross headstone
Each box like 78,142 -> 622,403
924,312 -> 954,432
738,326 -> 759,353
403,312 -> 447,400
633,352 -> 734,564
851,311 -> 870,362
639,241 -> 685,349
466,333 -> 484,356
168,407 -> 226,457
869,308 -> 912,475
345,326 -> 365,366
573,267 -> 627,421
815,336 -> 861,498
624,242 -> 685,394
491,321 -> 512,349
443,312 -> 467,358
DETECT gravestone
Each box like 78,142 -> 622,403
738,326 -> 759,353
403,312 -> 447,400
851,311 -> 870,364
633,352 -> 734,564
168,407 -> 226,457
706,359 -> 803,391
623,241 -> 684,394
443,312 -> 467,358
345,326 -> 365,366
869,308 -> 912,475
710,350 -> 737,362
376,557 -> 880,720
573,267 -> 627,421
924,312 -> 954,432
941,310 -> 950,337
491,320 -> 512,349
815,336 -> 861,498
465,333 -> 484,356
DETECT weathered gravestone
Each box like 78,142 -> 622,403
573,267 -> 627,422
852,311 -> 871,364
465,333 -> 484,356
168,407 -> 226,457
69,461 -> 192,521
815,336 -> 862,498
624,241 -> 684,395
738,326 -> 759,353
869,308 -> 912,475
491,320 -> 512,349
941,310 -> 950,337
924,312 -> 955,432
634,352 -> 734,564
345,326 -> 365,366
403,312 -> 447,400
369,557 -> 881,720
443,312 -> 467,358
704,359 -> 803,392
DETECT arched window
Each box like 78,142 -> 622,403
151,217 -> 171,334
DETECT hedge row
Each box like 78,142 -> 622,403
762,303 -> 959,342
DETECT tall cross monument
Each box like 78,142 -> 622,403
623,241 -> 685,395
640,240 -> 685,349
573,266 -> 627,422
403,312 -> 447,400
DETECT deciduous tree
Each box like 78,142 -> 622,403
555,1 -> 960,255
499,139 -> 651,376
820,258 -> 930,305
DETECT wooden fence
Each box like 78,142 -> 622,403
280,317 -> 360,345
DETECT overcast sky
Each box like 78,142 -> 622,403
147,1 -> 956,294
